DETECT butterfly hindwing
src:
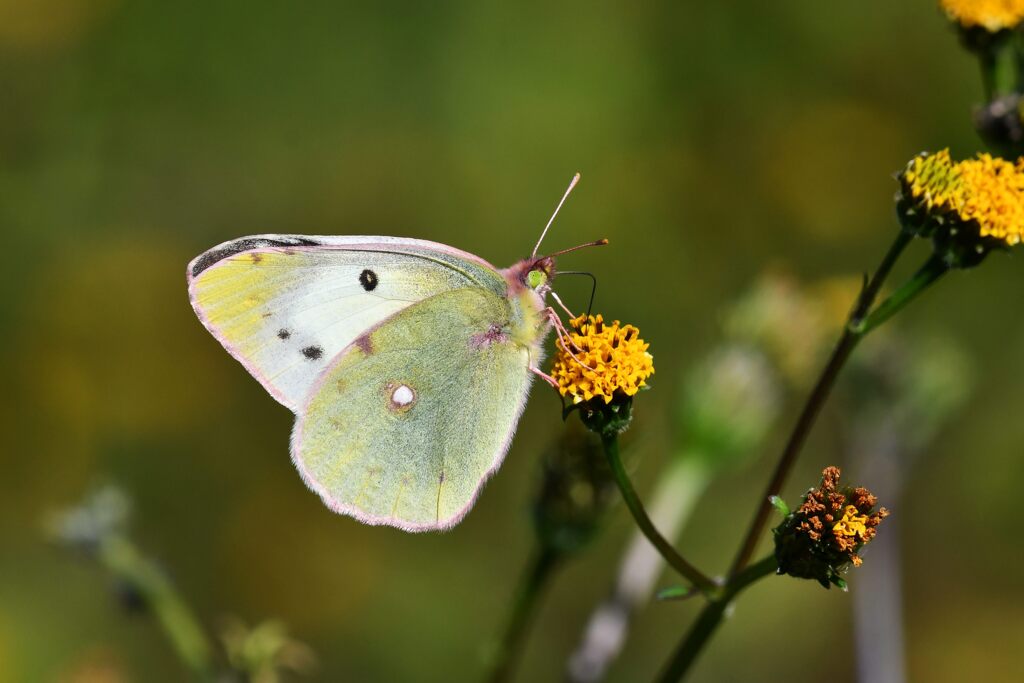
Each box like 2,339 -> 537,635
187,235 -> 507,411
291,286 -> 534,531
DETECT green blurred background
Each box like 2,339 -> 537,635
2,1 -> 1023,681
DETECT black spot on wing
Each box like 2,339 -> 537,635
277,329 -> 291,340
359,268 -> 379,291
301,345 -> 323,360
190,237 -> 321,277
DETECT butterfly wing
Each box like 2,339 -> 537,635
187,235 -> 507,411
291,286 -> 539,531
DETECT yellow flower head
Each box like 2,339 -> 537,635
940,0 -> 1024,31
900,149 -> 1024,247
551,314 -> 654,405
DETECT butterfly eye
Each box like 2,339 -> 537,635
526,270 -> 547,289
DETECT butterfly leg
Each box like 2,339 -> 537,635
542,306 -> 580,351
542,307 -> 594,371
526,345 -> 560,389
530,364 -> 560,389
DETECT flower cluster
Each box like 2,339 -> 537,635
773,466 -> 888,589
899,149 -> 1024,264
551,314 -> 654,405
940,0 -> 1024,32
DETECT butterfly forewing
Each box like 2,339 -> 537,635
187,235 -> 507,411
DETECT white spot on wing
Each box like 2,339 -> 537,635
392,385 -> 414,406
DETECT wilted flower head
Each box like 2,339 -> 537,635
974,94 -> 1024,156
940,0 -> 1024,32
898,150 -> 1024,266
552,314 -> 654,405
773,466 -> 888,589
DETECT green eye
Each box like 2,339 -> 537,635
526,270 -> 547,289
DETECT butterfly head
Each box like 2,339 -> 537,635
526,257 -> 555,293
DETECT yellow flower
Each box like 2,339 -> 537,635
940,0 -> 1024,31
901,149 -> 1024,247
551,314 -> 654,405
832,505 -> 869,540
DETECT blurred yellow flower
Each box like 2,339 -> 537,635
940,0 -> 1024,32
901,149 -> 1024,246
551,314 -> 654,405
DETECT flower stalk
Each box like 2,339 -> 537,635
49,487 -> 215,681
484,546 -> 562,683
601,432 -> 719,597
655,555 -> 777,683
554,314 -> 716,594
856,254 -> 950,335
98,535 -> 215,680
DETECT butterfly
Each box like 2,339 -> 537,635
187,174 -> 604,531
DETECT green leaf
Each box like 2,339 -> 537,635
656,585 -> 695,601
769,495 -> 790,518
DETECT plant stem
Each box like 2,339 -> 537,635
602,433 -> 718,597
977,35 -> 1016,101
728,229 -> 913,577
856,254 -> 949,335
485,546 -> 561,683
655,555 -> 777,683
980,52 -> 996,103
98,535 -> 214,680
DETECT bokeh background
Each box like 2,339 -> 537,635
3,1 -> 1023,681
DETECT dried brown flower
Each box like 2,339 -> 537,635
773,466 -> 888,589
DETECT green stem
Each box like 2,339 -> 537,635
484,546 -> 561,683
980,52 -> 996,103
728,229 -> 913,577
656,555 -> 778,683
978,35 -> 1016,102
1014,31 -> 1024,94
602,433 -> 718,597
856,254 -> 949,335
994,40 -> 1017,98
99,536 -> 214,680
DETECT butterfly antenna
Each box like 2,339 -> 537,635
532,172 -> 581,258
542,239 -> 608,259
